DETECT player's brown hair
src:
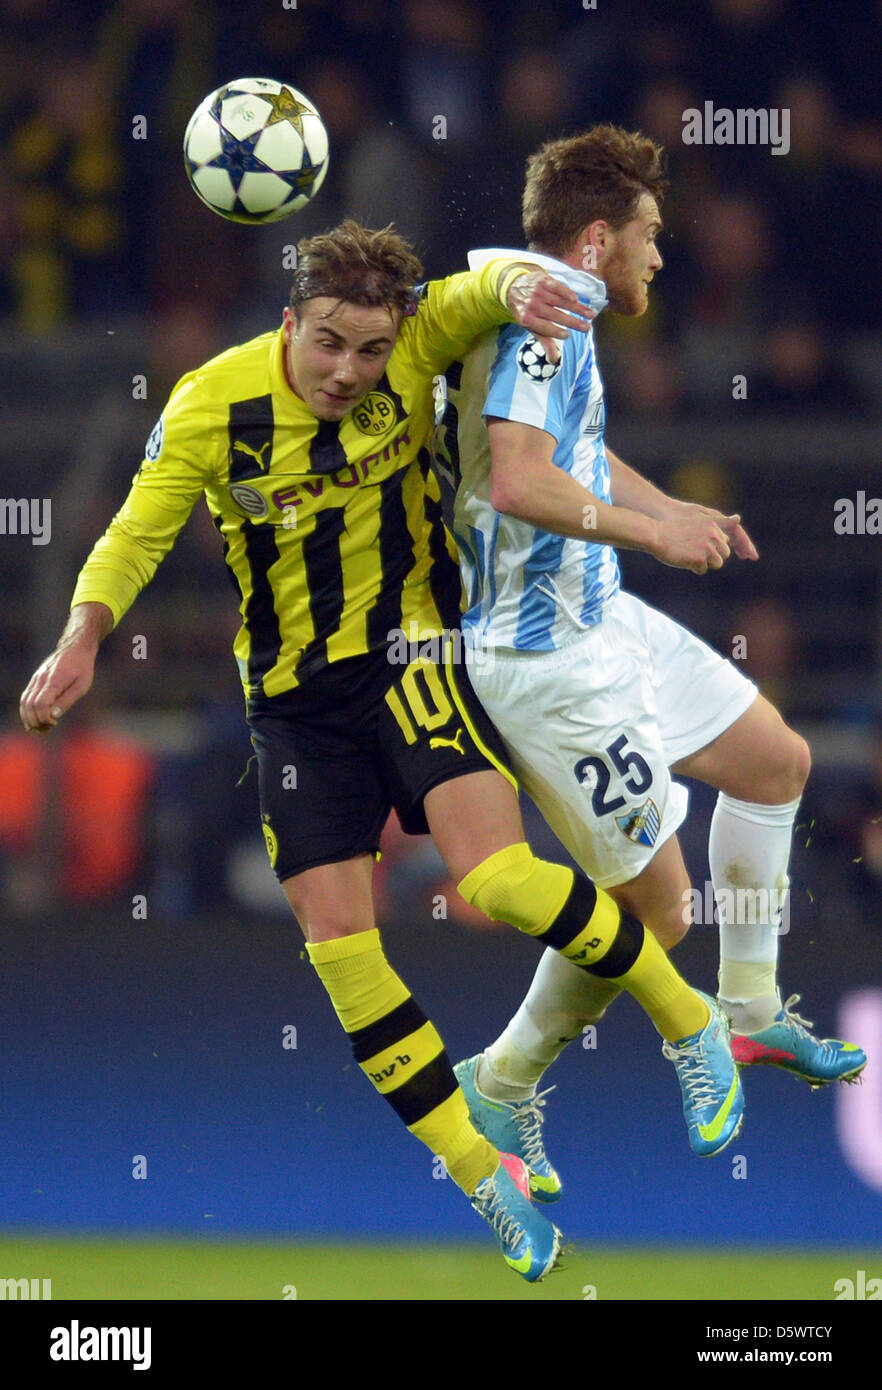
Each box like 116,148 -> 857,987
523,125 -> 668,256
289,219 -> 423,319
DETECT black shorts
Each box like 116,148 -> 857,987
246,639 -> 515,881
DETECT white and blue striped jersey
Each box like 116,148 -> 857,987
431,246 -> 617,652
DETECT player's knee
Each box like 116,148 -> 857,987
458,843 -> 571,935
791,730 -> 812,794
757,726 -> 811,803
281,878 -> 374,940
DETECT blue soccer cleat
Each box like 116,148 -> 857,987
662,992 -> 744,1157
455,1055 -> 562,1203
470,1153 -> 562,1282
730,994 -> 867,1088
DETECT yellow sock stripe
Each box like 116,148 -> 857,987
613,929 -> 689,1004
408,1089 -> 498,1195
609,924 -> 710,1042
443,643 -> 518,791
359,1020 -> 444,1094
306,929 -> 410,1034
458,842 -> 573,933
306,928 -> 497,1196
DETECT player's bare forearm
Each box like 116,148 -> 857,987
606,445 -> 759,562
19,601 -> 113,732
58,601 -> 115,651
606,446 -> 679,520
488,420 -> 739,573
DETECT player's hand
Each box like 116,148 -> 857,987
19,642 -> 97,732
506,271 -> 594,364
671,502 -> 759,561
651,511 -> 735,574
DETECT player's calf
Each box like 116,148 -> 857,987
458,843 -> 710,1044
305,925 -> 565,1277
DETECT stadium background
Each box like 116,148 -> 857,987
1,0 -> 881,1303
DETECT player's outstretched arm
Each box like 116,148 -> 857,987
488,419 -> 738,574
412,264 -> 593,378
607,445 -> 758,561
19,602 -> 113,732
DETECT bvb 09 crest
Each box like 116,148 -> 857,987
351,391 -> 396,435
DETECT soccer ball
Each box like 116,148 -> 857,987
517,337 -> 561,381
183,77 -> 329,223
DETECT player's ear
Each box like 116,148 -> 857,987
283,304 -> 305,344
584,220 -> 610,252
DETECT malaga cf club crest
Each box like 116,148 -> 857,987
616,798 -> 661,847
517,336 -> 562,381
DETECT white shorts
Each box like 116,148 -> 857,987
467,590 -> 758,889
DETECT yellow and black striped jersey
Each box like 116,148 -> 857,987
72,260 -> 530,699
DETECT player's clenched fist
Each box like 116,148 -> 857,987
651,511 -> 745,574
20,645 -> 94,732
19,602 -> 112,732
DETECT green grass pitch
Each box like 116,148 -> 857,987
0,1235 -> 875,1300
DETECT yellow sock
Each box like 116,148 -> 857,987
458,844 -> 709,1043
307,929 -> 497,1193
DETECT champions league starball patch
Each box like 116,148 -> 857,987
616,798 -> 661,848
144,416 -> 164,461
516,336 -> 562,381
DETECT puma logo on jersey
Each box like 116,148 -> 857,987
232,439 -> 272,471
429,728 -> 466,755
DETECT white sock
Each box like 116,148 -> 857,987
478,948 -> 621,1099
710,792 -> 800,1032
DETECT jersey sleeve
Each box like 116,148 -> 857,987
403,260 -> 536,378
70,371 -> 216,627
483,323 -> 589,443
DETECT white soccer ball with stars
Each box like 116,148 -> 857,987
183,77 -> 329,223
517,336 -> 562,381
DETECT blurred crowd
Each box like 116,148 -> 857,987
1,0 -> 882,414
2,0 -> 881,925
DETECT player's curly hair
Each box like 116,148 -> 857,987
523,125 -> 668,256
289,219 -> 423,319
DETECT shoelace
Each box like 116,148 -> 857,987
511,1086 -> 556,1168
779,994 -> 813,1033
778,994 -> 838,1057
473,1177 -> 526,1251
661,1037 -> 720,1112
